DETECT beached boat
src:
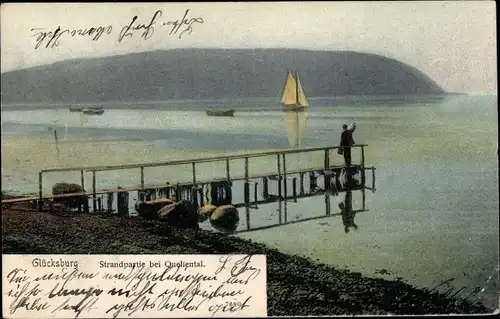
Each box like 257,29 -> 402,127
82,107 -> 105,115
281,70 -> 309,112
205,109 -> 235,117
69,106 -> 84,112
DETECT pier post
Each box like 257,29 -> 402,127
117,188 -> 129,217
191,187 -> 198,207
277,154 -> 282,199
361,146 -> 366,185
226,157 -> 231,182
372,167 -> 376,193
244,157 -> 250,230
80,170 -> 85,193
278,198 -> 282,224
198,185 -> 204,206
299,173 -> 305,195
324,148 -> 330,169
97,197 -> 102,213
324,149 -> 331,191
283,154 -> 288,223
92,171 -> 96,213
192,162 -> 196,185
140,167 -> 144,190
38,172 -> 43,211
309,172 -> 318,193
175,184 -> 181,202
283,154 -> 288,199
254,182 -> 258,204
107,192 -> 114,213
262,177 -> 269,199
362,188 -> 366,211
325,192 -> 331,216
191,162 -> 198,206
292,177 -> 297,202
83,196 -> 89,213
284,199 -> 288,224
361,146 -> 366,210
80,170 -> 86,213
209,183 -> 215,205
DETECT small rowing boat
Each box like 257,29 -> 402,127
82,107 -> 105,115
205,109 -> 235,117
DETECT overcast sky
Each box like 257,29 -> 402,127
1,1 -> 497,94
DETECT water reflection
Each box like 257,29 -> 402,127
339,191 -> 357,233
234,164 -> 372,234
283,110 -> 308,148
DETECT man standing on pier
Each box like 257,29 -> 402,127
340,124 -> 355,167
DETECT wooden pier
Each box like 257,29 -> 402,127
2,145 -> 376,232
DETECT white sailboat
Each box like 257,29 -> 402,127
281,70 -> 309,148
281,70 -> 309,112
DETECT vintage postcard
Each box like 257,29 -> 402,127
1,1 -> 498,317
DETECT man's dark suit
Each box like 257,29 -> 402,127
340,129 -> 355,166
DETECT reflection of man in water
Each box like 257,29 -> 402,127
340,124 -> 355,167
338,191 -> 358,233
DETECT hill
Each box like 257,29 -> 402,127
0,49 -> 445,103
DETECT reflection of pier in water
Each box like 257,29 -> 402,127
233,164 -> 375,234
2,145 -> 376,233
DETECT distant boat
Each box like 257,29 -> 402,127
82,107 -> 105,115
69,106 -> 84,112
205,109 -> 235,117
281,70 -> 309,112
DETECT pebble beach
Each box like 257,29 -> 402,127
2,200 -> 492,316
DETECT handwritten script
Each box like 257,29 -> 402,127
2,254 -> 267,318
30,9 -> 204,50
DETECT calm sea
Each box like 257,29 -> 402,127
1,95 -> 498,309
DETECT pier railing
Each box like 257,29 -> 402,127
2,144 -> 377,232
2,144 -> 374,207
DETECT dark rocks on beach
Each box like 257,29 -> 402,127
1,204 -> 492,316
51,182 -> 87,208
135,197 -> 174,220
157,200 -> 199,230
197,204 -> 217,222
52,182 -> 85,195
209,204 -> 240,232
134,198 -> 198,230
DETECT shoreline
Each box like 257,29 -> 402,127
1,200 -> 493,315
1,93 -> 469,109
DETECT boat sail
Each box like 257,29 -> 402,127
281,70 -> 309,111
281,70 -> 309,148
